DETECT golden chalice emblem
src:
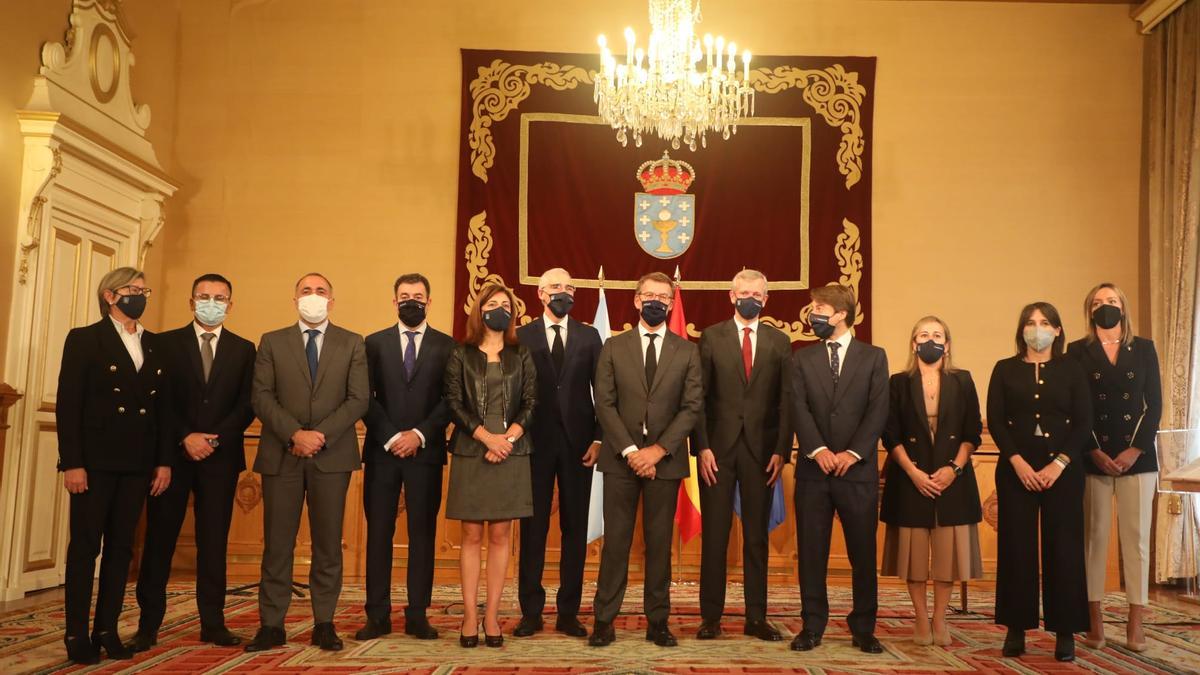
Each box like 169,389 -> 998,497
653,208 -> 677,254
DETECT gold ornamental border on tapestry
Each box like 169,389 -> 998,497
462,58 -> 869,341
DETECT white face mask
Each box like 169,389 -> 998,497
297,294 -> 329,324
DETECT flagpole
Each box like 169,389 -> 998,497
673,264 -> 684,585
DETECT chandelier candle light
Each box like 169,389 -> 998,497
595,0 -> 754,151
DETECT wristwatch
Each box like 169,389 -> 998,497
947,461 -> 964,477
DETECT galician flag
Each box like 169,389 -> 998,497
670,267 -> 703,545
586,270 -> 612,544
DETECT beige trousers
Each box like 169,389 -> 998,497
1083,472 -> 1156,605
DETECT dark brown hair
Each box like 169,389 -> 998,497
394,273 -> 431,296
636,271 -> 674,295
811,284 -> 857,327
1015,301 -> 1066,358
464,283 -> 518,346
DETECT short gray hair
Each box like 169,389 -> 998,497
732,268 -> 768,290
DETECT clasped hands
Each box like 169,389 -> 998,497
628,444 -> 667,479
1011,455 -> 1063,492
290,429 -> 326,457
813,449 -> 859,477
908,465 -> 958,499
1092,447 -> 1141,476
388,430 -> 422,458
476,424 -> 523,464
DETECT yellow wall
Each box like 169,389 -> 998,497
3,0 -> 1146,401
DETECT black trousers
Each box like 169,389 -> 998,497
135,461 -> 238,633
517,435 -> 593,619
592,470 -> 679,623
995,457 -> 1088,633
795,477 -> 878,636
64,470 -> 150,639
362,458 -> 443,622
698,434 -> 774,621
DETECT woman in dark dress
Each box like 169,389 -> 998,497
444,282 -> 537,648
1068,283 -> 1161,652
881,316 -> 983,647
988,302 -> 1092,662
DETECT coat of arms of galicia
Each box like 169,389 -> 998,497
634,151 -> 696,260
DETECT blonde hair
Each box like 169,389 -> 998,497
96,267 -> 144,317
904,315 -> 957,375
1083,282 -> 1134,348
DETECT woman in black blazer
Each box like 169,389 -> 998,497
881,316 -> 983,647
1068,283 -> 1161,652
988,302 -> 1092,662
444,282 -> 537,648
55,267 -> 173,665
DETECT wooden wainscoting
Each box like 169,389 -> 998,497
160,422 -> 1120,591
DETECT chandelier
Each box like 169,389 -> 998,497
594,0 -> 754,151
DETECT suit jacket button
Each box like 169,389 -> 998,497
112,387 -> 120,393
1044,432 -> 1051,438
110,365 -> 117,372
203,399 -> 208,404
909,437 -> 917,443
138,408 -> 147,415
156,368 -> 163,375
117,406 -> 125,413
150,389 -> 157,396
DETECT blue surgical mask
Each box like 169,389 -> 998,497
194,299 -> 227,327
1023,326 -> 1056,352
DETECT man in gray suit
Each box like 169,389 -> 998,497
245,273 -> 369,652
589,271 -> 702,649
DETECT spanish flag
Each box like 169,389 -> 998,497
670,269 -> 703,545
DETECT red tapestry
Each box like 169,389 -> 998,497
454,49 -> 875,343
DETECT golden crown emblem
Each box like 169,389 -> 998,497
636,151 -> 696,195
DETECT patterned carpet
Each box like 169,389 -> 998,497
0,581 -> 1198,674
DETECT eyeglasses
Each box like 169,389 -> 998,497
117,286 -> 152,298
638,292 -> 672,303
193,294 -> 229,303
542,283 -> 577,294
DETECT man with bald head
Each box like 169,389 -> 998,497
246,273 -> 369,653
513,268 -> 603,638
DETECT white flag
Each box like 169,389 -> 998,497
586,284 -> 612,543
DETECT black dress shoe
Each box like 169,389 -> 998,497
513,615 -> 543,637
200,626 -> 243,647
127,629 -> 157,653
311,622 -> 343,651
1001,628 -> 1025,657
64,636 -> 100,665
789,630 -> 822,651
484,632 -> 504,648
355,618 -> 392,641
1054,632 -> 1076,662
645,621 -> 678,647
744,619 -> 783,642
696,619 -> 722,640
555,615 -> 588,637
92,630 -> 133,660
404,617 -> 438,640
588,620 -> 615,647
851,632 -> 884,654
244,625 -> 287,652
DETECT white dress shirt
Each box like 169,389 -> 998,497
808,330 -> 862,460
110,316 -> 145,371
194,321 -> 223,355
623,322 -> 669,457
298,319 -> 329,357
734,315 -> 759,364
544,313 -> 568,349
385,321 -> 428,452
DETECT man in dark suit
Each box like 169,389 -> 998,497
589,271 -> 702,649
693,269 -> 791,642
514,268 -> 603,639
245,273 -> 369,653
789,284 -> 889,654
354,273 -> 456,642
131,274 -> 256,651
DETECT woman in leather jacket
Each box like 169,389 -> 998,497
444,282 -> 537,648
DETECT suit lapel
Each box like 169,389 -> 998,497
651,332 -> 680,393
725,320 -> 748,386
286,326 -> 313,388
806,341 -> 835,402
627,329 -> 651,392
205,329 -> 235,390
560,317 -> 582,381
180,327 -> 206,388
832,339 -> 864,406
933,370 -> 956,446
313,326 -> 335,392
908,371 -> 928,440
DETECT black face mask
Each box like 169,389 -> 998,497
114,293 -> 147,320
640,300 -> 668,327
482,307 -> 511,332
735,297 -> 763,320
915,340 -> 946,365
547,292 -> 574,319
1092,304 -> 1123,330
397,300 -> 426,328
809,312 -> 835,340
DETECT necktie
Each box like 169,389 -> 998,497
644,333 -> 659,389
742,326 -> 753,380
200,332 -> 215,383
828,341 -> 841,388
550,324 -> 565,374
403,331 -> 418,379
305,329 -> 320,383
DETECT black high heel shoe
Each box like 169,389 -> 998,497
484,633 -> 504,648
65,636 -> 99,665
1054,632 -> 1076,662
1001,628 -> 1025,657
460,620 -> 479,648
